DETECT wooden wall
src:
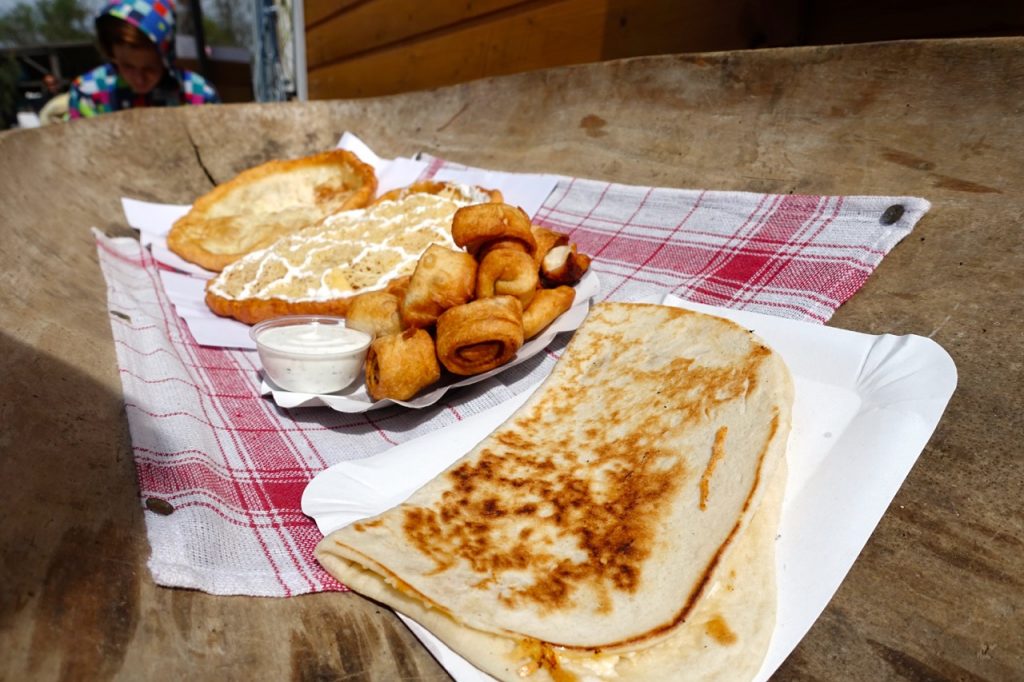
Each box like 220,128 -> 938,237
178,58 -> 253,104
303,0 -> 1024,101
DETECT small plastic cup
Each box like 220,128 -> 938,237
250,316 -> 372,394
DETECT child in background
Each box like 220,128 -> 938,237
68,0 -> 219,119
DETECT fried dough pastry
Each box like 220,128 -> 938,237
345,290 -> 403,338
365,328 -> 441,402
373,180 -> 502,206
522,286 -> 575,339
475,248 -> 539,307
168,149 -> 377,271
399,245 -> 478,329
451,203 -> 537,256
541,243 -> 592,286
206,193 -> 474,325
385,275 -> 412,300
435,296 -> 525,376
531,225 -> 569,266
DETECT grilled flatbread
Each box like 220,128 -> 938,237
167,149 -> 377,271
315,302 -> 793,681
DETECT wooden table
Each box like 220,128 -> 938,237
1,37 -> 1021,680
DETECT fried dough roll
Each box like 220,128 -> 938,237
531,225 -> 569,267
345,290 -> 403,338
451,203 -> 537,256
365,328 -> 441,401
385,274 -> 411,300
400,245 -> 478,328
435,296 -> 524,376
475,249 -> 539,308
477,238 -> 530,259
541,243 -> 591,286
522,286 -> 576,339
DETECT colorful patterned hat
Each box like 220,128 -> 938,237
97,0 -> 178,65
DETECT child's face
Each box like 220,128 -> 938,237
112,44 -> 164,95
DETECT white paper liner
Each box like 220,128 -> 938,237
302,298 -> 957,682
260,269 -> 599,412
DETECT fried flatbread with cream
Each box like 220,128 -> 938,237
167,149 -> 377,271
205,190 -> 499,325
315,302 -> 793,681
373,180 -> 502,206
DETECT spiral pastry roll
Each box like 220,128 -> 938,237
435,296 -> 524,376
475,248 -> 539,308
364,328 -> 441,401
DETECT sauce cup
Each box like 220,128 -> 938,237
250,316 -> 372,394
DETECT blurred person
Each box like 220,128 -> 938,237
68,0 -> 218,119
42,74 -> 60,98
38,75 -> 69,125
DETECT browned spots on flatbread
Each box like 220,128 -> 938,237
514,639 -> 568,680
353,518 -> 383,532
700,426 -> 729,511
705,614 -> 738,645
742,411 -> 779,515
607,412 -> 781,652
398,325 -> 775,615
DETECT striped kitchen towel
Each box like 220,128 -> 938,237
95,157 -> 929,596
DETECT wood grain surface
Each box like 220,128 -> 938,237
1,38 -> 1022,681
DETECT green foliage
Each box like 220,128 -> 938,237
0,0 -> 94,47
202,16 -> 237,48
204,0 -> 253,50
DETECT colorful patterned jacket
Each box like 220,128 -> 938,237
68,0 -> 219,119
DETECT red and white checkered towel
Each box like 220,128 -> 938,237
96,159 -> 929,596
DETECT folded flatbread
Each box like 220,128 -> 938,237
315,303 -> 793,681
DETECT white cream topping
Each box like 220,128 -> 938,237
255,322 -> 369,355
209,192 -> 477,303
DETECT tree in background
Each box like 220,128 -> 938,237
206,0 -> 253,50
177,0 -> 253,51
0,0 -> 93,47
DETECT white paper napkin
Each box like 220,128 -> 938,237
121,133 -> 561,349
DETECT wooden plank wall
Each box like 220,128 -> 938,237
303,0 -> 802,100
303,0 -> 1024,101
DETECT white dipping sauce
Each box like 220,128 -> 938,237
258,323 -> 369,355
253,320 -> 371,394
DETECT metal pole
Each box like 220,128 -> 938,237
291,0 -> 307,101
190,0 -> 211,78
